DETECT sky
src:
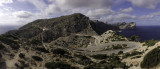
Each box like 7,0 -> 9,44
0,0 -> 160,30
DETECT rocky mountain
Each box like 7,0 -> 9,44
6,13 -> 118,42
0,13 -> 159,69
0,13 -> 124,69
113,22 -> 136,29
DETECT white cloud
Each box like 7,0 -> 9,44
0,0 -> 13,6
106,13 -> 136,23
18,0 -> 47,11
120,7 -> 133,12
139,11 -> 160,20
13,11 -> 33,18
129,0 -> 160,9
86,8 -> 115,19
43,0 -> 115,20
45,4 -> 61,15
54,0 -> 113,9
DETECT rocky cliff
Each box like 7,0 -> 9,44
114,22 -> 136,29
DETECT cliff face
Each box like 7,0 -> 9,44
114,22 -> 136,29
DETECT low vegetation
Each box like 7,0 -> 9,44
143,39 -> 158,46
19,53 -> 25,59
74,54 -> 93,65
129,35 -> 140,41
91,54 -> 108,59
45,62 -> 76,69
32,56 -> 43,61
52,48 -> 69,55
35,47 -> 49,53
141,46 -> 160,68
0,35 -> 20,49
123,51 -> 142,58
0,43 -> 5,50
84,55 -> 127,69
30,39 -> 42,45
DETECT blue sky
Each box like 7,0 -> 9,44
0,0 -> 160,27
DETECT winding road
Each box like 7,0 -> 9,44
76,41 -> 141,55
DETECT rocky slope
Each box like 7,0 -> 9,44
114,22 -> 136,29
1,13 -> 157,69
0,13 -> 122,69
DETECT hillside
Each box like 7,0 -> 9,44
0,13 -> 158,69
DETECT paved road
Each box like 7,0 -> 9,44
76,41 -> 141,55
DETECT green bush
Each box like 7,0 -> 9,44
118,51 -> 123,54
122,51 -> 142,58
0,43 -> 5,50
35,47 -> 49,53
84,55 -> 127,69
3,34 -> 18,40
112,44 -> 123,49
0,36 -> 19,49
32,56 -> 43,61
45,62 -> 76,69
141,46 -> 160,68
74,54 -> 88,60
30,39 -> 42,45
52,48 -> 69,55
19,53 -> 25,59
143,39 -> 157,46
91,54 -> 108,59
74,54 -> 92,65
129,35 -> 140,41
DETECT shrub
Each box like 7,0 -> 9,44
3,34 -> 18,40
30,39 -> 42,45
118,51 -> 123,54
144,39 -> 157,46
52,48 -> 69,55
32,56 -> 43,61
122,51 -> 142,58
0,43 -> 5,50
35,47 -> 49,53
45,62 -> 76,69
141,46 -> 160,68
84,55 -> 127,69
129,35 -> 140,41
99,60 -> 107,64
19,53 -> 25,59
91,54 -> 108,59
74,54 -> 92,65
0,36 -> 19,49
74,54 -> 88,60
112,44 -> 123,49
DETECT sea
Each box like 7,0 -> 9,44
118,26 -> 160,41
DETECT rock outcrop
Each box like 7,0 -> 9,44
114,22 -> 136,29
